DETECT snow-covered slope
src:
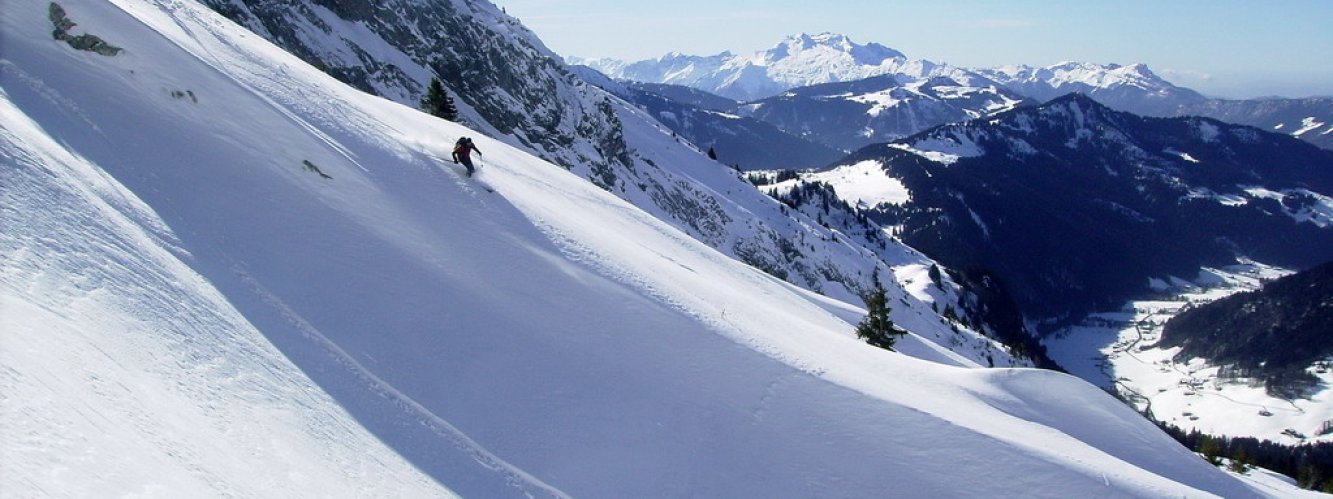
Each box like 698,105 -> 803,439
1,79 -> 447,498
200,0 -> 993,334
2,0 -> 1313,496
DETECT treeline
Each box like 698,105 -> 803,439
1155,420 -> 1333,492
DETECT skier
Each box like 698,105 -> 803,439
452,136 -> 482,177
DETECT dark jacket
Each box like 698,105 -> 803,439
452,142 -> 480,164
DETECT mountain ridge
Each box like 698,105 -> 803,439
576,32 -> 977,102
583,34 -> 1333,150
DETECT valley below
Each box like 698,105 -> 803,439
1046,262 -> 1333,444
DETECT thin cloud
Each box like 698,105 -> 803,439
957,18 -> 1041,29
1159,68 -> 1214,82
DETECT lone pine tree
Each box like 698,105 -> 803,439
420,77 -> 458,121
856,280 -> 906,351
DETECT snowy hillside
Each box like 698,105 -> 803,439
199,0 -> 989,335
1,70 -> 445,499
1,0 -> 1314,496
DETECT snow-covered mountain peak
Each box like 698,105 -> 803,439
978,61 -> 1206,114
580,33 -> 929,101
993,61 -> 1156,87
763,32 -> 906,66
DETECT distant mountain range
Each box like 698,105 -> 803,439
576,33 -> 1333,152
975,62 -> 1208,116
572,33 -> 918,102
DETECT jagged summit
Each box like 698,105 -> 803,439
977,61 -> 1207,115
761,32 -> 906,66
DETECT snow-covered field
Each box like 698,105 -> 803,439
1046,263 -> 1333,445
1,0 -> 1319,496
765,159 -> 912,208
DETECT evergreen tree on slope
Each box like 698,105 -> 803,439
420,76 -> 458,121
857,278 -> 907,351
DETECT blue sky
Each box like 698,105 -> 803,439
490,0 -> 1333,98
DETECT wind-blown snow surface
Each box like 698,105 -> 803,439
0,0 -> 1310,496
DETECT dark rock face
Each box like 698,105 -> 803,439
49,2 -> 123,56
201,0 -> 632,183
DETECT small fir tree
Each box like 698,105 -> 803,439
856,279 -> 906,351
1200,437 -> 1224,466
420,77 -> 458,121
1228,448 -> 1250,473
707,146 -> 718,160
